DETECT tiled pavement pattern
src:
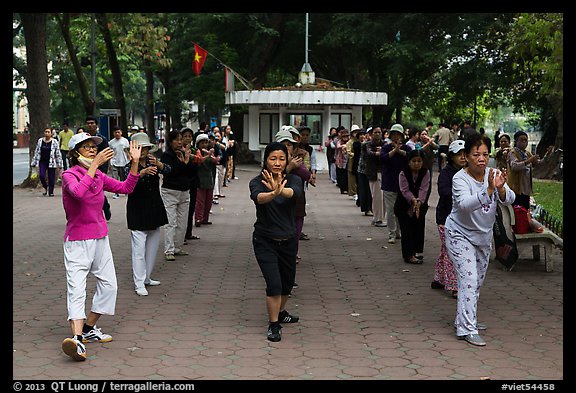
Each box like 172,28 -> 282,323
13,164 -> 563,382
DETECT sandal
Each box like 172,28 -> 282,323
404,256 -> 423,264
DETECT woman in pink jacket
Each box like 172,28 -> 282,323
60,132 -> 142,361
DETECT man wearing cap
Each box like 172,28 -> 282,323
507,130 -> 541,210
380,123 -> 412,244
108,126 -> 130,199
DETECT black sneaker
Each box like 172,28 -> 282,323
279,310 -> 299,323
267,323 -> 282,342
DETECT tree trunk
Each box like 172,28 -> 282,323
20,13 -> 51,188
144,66 -> 155,140
56,13 -> 95,116
95,13 -> 128,133
247,13 -> 287,88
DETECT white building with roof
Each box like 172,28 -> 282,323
224,81 -> 388,171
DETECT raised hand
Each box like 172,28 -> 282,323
94,147 -> 114,167
261,169 -> 286,196
129,140 -> 142,162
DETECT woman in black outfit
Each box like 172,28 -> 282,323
249,142 -> 303,342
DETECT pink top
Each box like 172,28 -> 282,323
62,164 -> 139,241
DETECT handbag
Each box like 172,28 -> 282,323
512,205 -> 531,234
493,204 -> 519,269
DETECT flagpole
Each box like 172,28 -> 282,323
193,42 -> 253,90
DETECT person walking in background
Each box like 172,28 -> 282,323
394,149 -> 431,264
380,123 -> 411,244
108,126 -> 130,199
507,130 -> 541,210
160,129 -> 195,261
435,122 -> 452,171
60,132 -> 142,361
249,142 -> 303,342
125,132 -> 170,296
445,133 -> 515,346
431,139 -> 466,298
59,122 -> 74,171
31,127 -> 63,197
85,115 -> 112,221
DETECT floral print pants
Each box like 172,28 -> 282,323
445,228 -> 491,336
433,225 -> 458,291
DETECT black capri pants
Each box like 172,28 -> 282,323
252,233 -> 297,296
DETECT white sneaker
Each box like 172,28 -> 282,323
62,337 -> 87,361
234,176 -> 239,180
145,279 -> 161,286
82,326 -> 113,343
136,287 -> 149,296
388,237 -> 396,244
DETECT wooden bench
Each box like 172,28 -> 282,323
500,204 -> 563,272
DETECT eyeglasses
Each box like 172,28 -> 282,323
80,145 -> 98,151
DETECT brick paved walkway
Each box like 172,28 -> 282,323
12,164 -> 563,382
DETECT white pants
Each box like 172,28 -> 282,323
161,188 -> 189,255
445,228 -> 491,336
383,190 -> 400,238
369,173 -> 385,223
131,229 -> 161,290
63,237 -> 117,321
330,163 -> 337,183
213,168 -> 220,198
213,164 -> 226,198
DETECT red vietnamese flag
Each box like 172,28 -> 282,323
192,43 -> 208,76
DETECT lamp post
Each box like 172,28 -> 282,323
91,13 -> 96,115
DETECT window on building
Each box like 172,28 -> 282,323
259,113 -> 279,144
330,113 -> 352,130
288,114 -> 322,144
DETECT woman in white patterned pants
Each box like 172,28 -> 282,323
444,133 -> 515,347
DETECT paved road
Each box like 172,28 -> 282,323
13,147 -> 30,186
12,164 -> 564,384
